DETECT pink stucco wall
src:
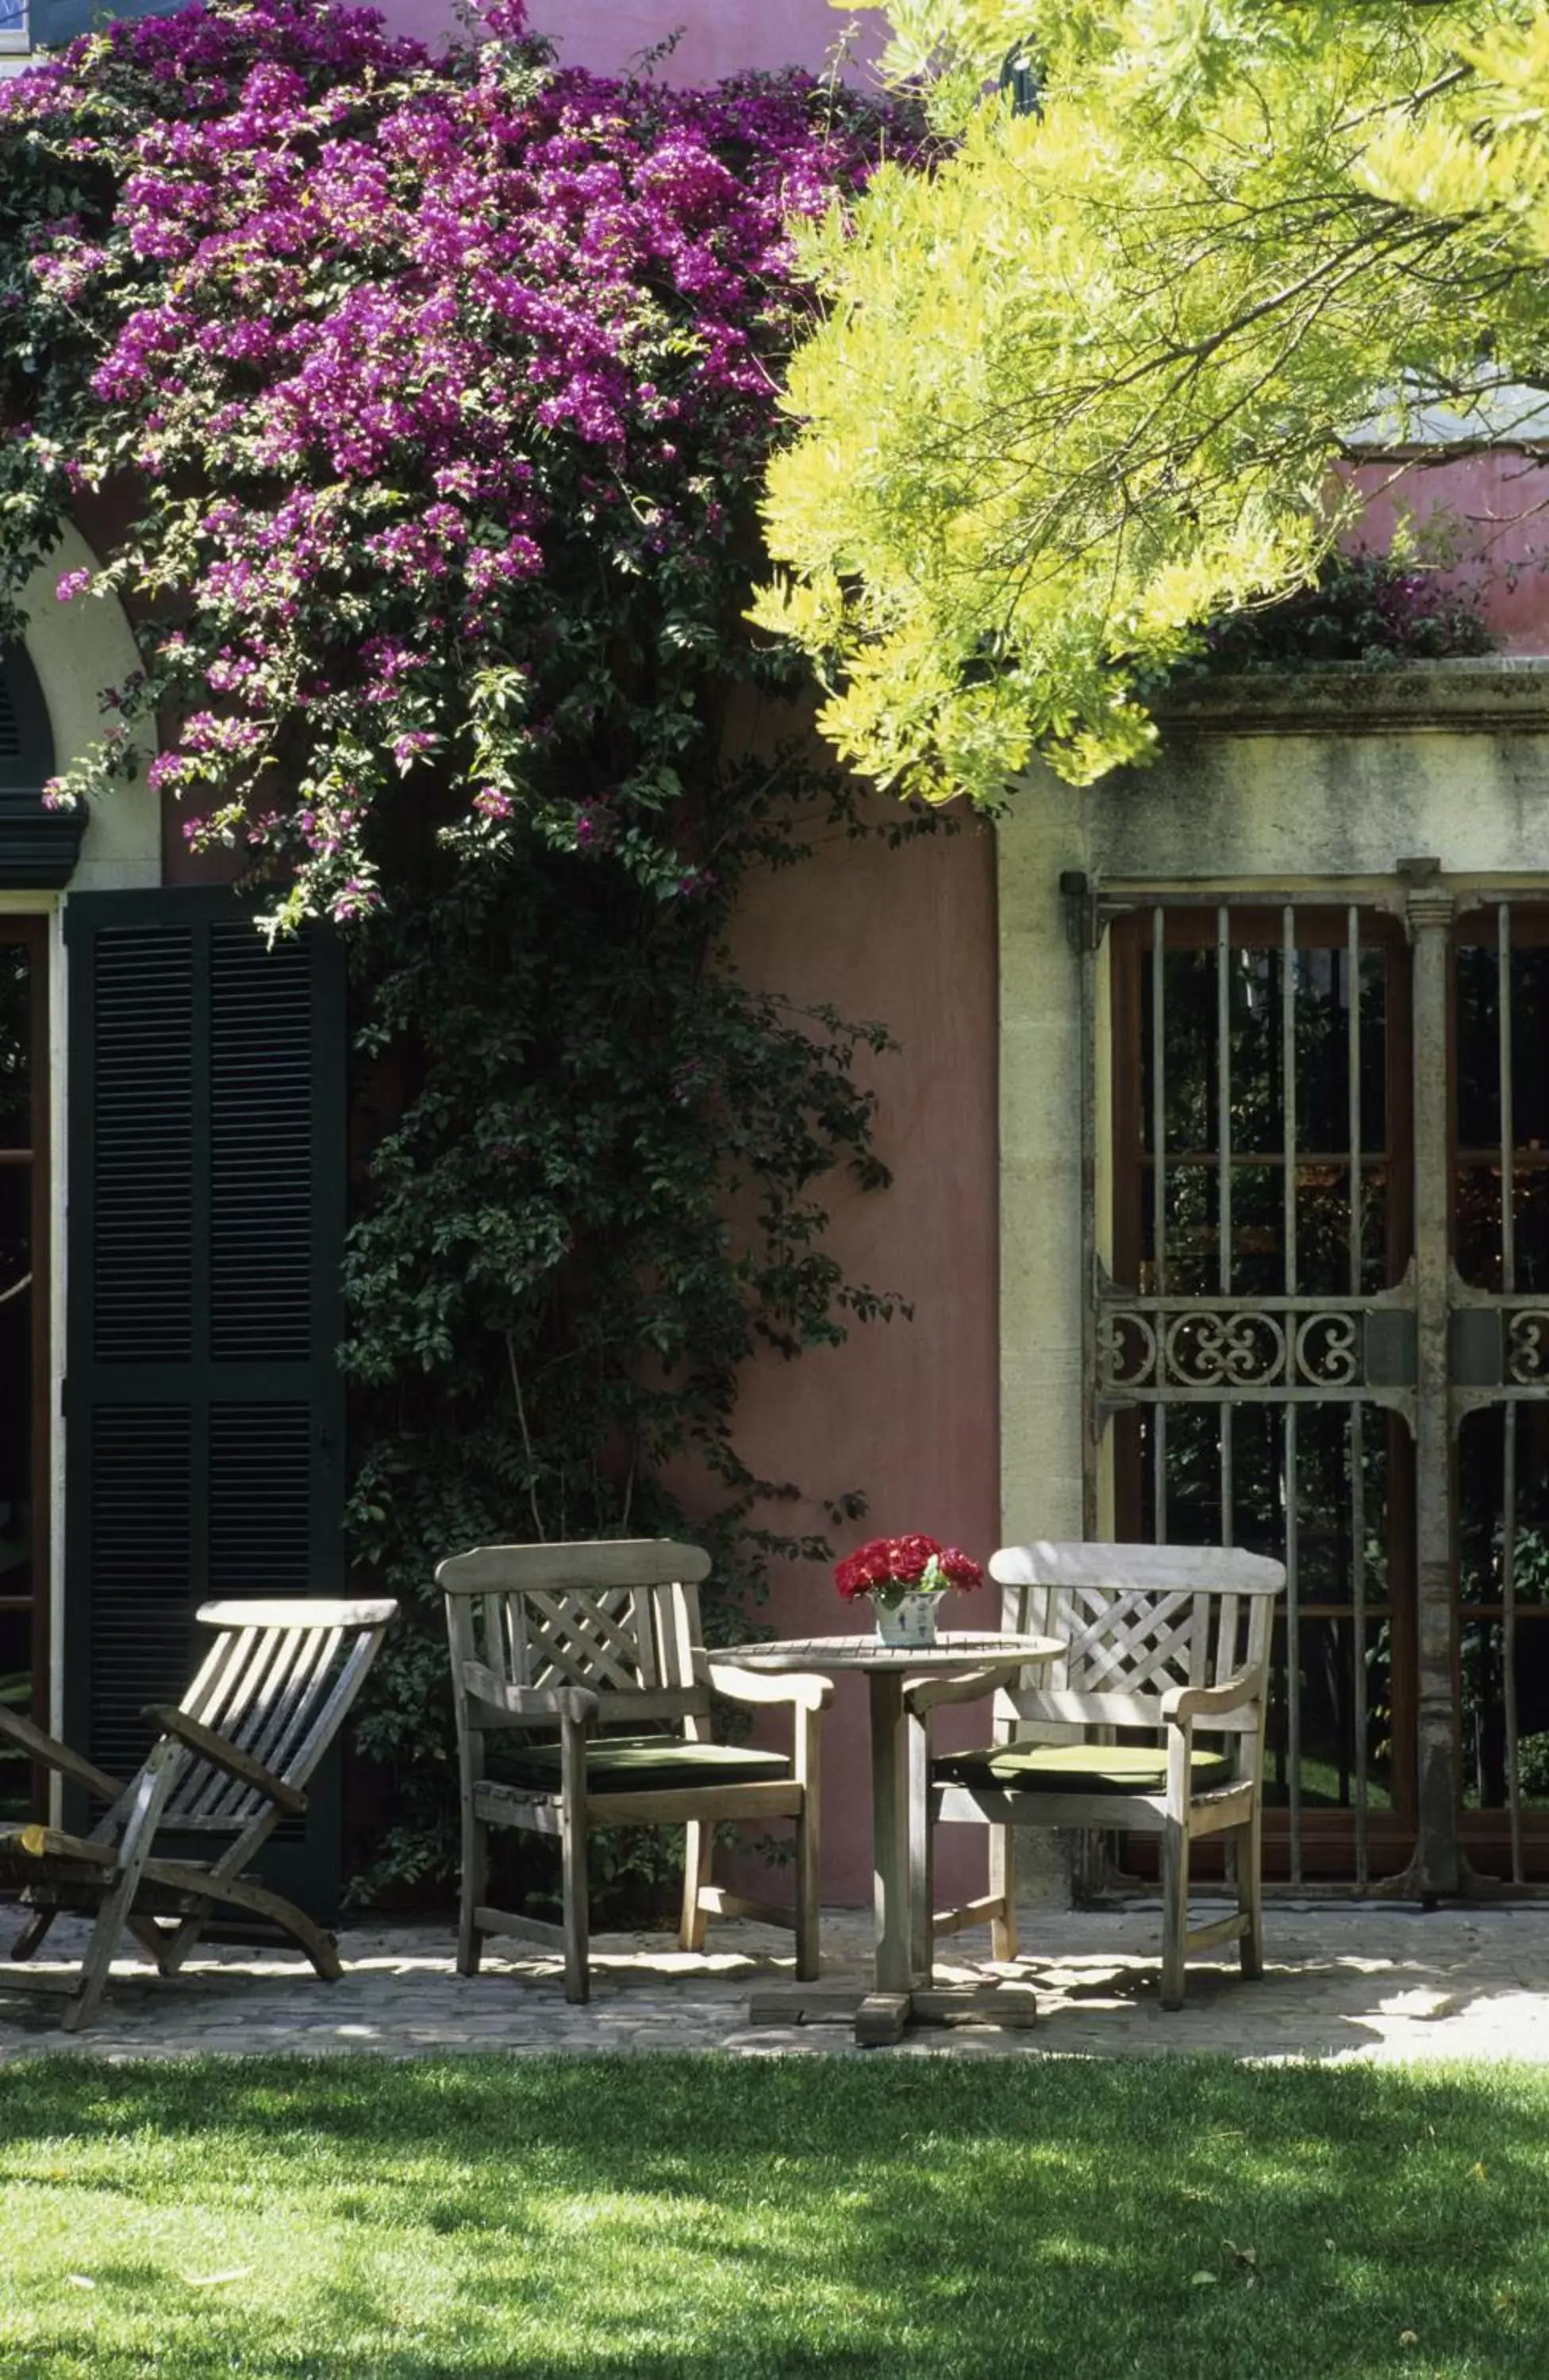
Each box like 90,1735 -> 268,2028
723,800 -> 1002,1910
372,0 -> 887,82
1350,454 -> 1549,651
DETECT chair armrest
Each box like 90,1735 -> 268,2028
459,1662 -> 599,1729
1160,1671 -> 1264,1725
902,1668 -> 1009,1716
0,1702 -> 127,1803
705,1663 -> 832,1714
142,1706 -> 309,1817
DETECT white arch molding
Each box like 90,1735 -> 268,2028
13,520 -> 160,895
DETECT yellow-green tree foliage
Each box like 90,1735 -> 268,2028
755,2 -> 1549,803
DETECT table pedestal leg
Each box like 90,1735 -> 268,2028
743,1650 -> 1040,2041
869,1668 -> 925,1997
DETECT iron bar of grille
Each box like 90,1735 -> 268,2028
1080,900 -> 1099,1538
1105,1292 -> 1387,1311
1348,906 -> 1369,1887
1500,903 -> 1516,1296
1348,907 -> 1363,1301
1217,905 -> 1232,1296
1280,907 -> 1301,1874
1152,907 -> 1168,1541
1217,908 -> 1234,1542
1285,1397 -> 1302,1884
1351,1399 -> 1369,1891
1500,903 -> 1524,1883
1152,905 -> 1167,1295
1505,1403 -> 1523,1883
1155,1403 -> 1169,1544
1282,908 -> 1298,1301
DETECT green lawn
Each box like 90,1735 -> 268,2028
2,2054 -> 1547,2378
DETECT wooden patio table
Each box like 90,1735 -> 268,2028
716,1631 -> 1060,2044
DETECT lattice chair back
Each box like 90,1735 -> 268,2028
438,1537 -> 828,2004
155,1597 -> 399,1841
441,1541 -> 714,1738
990,1541 -> 1283,1749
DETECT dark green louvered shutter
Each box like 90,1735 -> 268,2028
64,886 -> 348,1918
29,0 -> 185,48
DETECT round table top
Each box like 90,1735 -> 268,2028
717,1630 -> 1061,1674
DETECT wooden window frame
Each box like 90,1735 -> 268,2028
0,913 -> 48,1818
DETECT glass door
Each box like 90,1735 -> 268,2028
1451,902 -> 1549,1882
1092,881 -> 1549,1891
1098,899 -> 1416,1885
0,916 -> 48,1823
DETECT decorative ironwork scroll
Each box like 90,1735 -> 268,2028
1098,1296 -> 1398,1398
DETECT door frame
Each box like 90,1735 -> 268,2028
0,910 -> 51,1818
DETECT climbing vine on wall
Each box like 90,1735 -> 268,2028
0,0 -> 924,1898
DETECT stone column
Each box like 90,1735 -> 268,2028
1402,859 -> 1459,1899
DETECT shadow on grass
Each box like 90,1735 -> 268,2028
2,2056 -> 1547,2377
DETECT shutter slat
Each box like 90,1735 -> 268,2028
90,925 -> 194,1365
210,923 -> 313,1363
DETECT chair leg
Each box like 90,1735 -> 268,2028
62,1889 -> 134,2032
457,1805 -> 488,1978
61,1741 -> 181,2032
679,1821 -> 713,1954
1159,1814 -> 1189,2011
9,1906 -> 57,1962
138,1862 -> 345,1983
158,1908 -> 214,1975
127,1914 -> 179,1973
794,1789 -> 821,1985
560,1801 -> 590,2005
1238,1800 -> 1265,1980
989,1827 -> 1018,1963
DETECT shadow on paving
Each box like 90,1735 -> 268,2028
1,2056 -> 1547,2377
3,1905 -> 1547,2065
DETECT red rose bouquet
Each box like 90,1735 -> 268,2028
834,1534 -> 983,1610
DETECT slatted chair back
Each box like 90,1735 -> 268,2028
989,1542 -> 1284,1748
154,1599 -> 398,1837
440,1541 -> 715,1736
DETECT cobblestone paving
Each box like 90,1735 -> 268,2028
2,1901 -> 1547,2063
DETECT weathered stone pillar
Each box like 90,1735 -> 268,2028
1402,858 -> 1459,1899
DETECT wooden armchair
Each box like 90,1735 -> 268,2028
440,1539 -> 831,2002
911,1542 -> 1284,2008
0,1597 -> 398,2030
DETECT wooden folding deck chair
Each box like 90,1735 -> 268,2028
0,1597 -> 397,2030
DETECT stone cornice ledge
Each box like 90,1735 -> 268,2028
1154,655 -> 1549,737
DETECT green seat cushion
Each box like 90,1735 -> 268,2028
932,1741 -> 1232,1795
485,1736 -> 792,1795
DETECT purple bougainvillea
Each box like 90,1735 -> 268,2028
0,0 -> 909,922
0,4 -> 924,1899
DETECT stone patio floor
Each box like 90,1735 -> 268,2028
2,1900 -> 1547,2063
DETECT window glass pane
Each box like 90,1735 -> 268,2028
0,1164 -> 32,1618
1263,1614 -> 1395,1809
0,943 -> 29,1152
1460,1618 -> 1549,1810
0,1616 -> 30,1823
1139,927 -> 1393,1295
